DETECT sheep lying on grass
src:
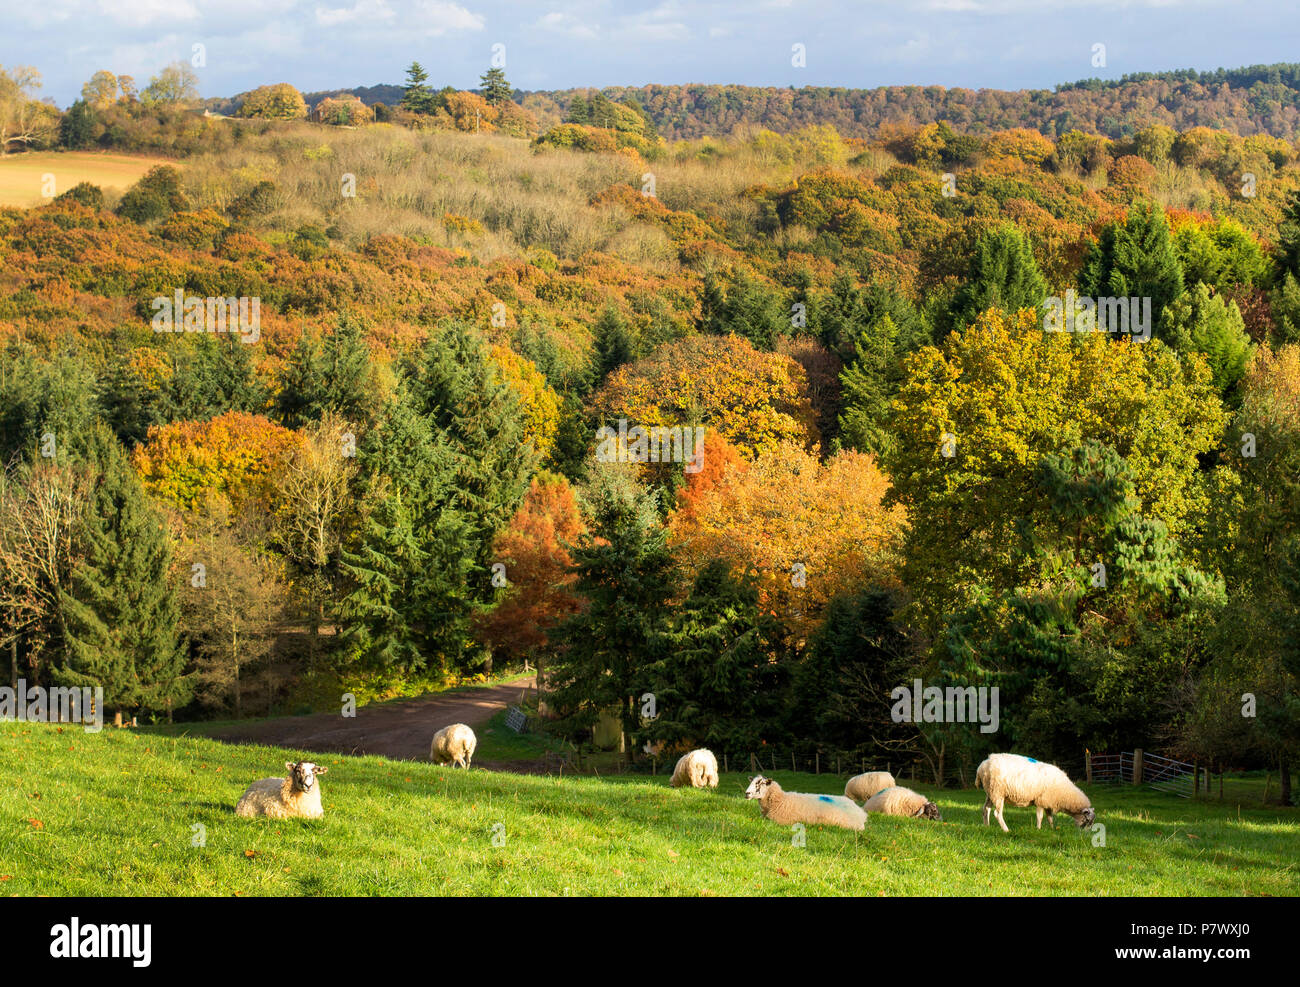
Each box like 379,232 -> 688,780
844,771 -> 896,804
670,748 -> 719,789
745,775 -> 867,832
862,786 -> 942,821
975,753 -> 1094,832
235,761 -> 328,819
430,723 -> 477,769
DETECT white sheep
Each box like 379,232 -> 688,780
670,748 -> 719,789
844,770 -> 896,803
975,753 -> 1095,832
744,775 -> 867,832
234,761 -> 328,819
430,723 -> 477,769
861,785 -> 942,821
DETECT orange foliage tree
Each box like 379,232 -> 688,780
592,335 -> 818,459
474,472 -> 586,661
669,433 -> 906,643
131,411 -> 304,514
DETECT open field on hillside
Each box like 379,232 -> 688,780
1,723 -> 1295,896
0,151 -> 171,207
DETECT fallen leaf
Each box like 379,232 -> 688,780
27,819 -> 43,830
244,850 -> 257,859
776,867 -> 789,877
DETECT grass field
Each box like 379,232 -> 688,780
0,151 -> 170,207
1,722 -> 1295,896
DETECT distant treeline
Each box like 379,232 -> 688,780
260,64 -> 1300,142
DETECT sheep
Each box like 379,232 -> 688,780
430,723 -> 477,769
670,748 -> 719,789
975,753 -> 1095,833
862,786 -> 942,821
744,775 -> 867,832
844,770 -> 896,804
234,761 -> 328,819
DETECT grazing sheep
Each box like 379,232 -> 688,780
975,753 -> 1095,833
744,776 -> 867,832
235,761 -> 328,819
844,771 -> 896,804
670,748 -> 719,789
430,723 -> 477,769
862,786 -> 942,821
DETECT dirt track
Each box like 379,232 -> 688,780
204,675 -> 536,765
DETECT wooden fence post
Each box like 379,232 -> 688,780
1193,760 -> 1199,796
1085,750 -> 1092,785
1133,748 -> 1144,786
815,752 -> 820,775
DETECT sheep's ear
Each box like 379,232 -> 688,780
315,766 -> 328,775
285,761 -> 296,772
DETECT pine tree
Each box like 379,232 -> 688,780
57,425 -> 189,721
401,62 -> 437,115
479,67 -> 512,106
947,224 -> 1048,336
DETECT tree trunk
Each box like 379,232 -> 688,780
622,694 -> 635,767
10,639 -> 16,690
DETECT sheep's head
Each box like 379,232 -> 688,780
919,800 -> 943,822
744,775 -> 773,800
1071,806 -> 1096,828
285,761 -> 327,792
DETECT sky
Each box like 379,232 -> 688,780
6,0 -> 1300,108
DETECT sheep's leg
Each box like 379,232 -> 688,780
981,798 -> 992,826
994,800 -> 1009,833
1045,809 -> 1055,829
1035,806 -> 1044,829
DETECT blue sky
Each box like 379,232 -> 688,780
7,0 -> 1300,107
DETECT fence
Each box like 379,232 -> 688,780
1087,749 -> 1210,798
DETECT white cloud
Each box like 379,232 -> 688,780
315,0 -> 397,28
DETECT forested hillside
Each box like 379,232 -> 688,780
3,56 -> 1300,798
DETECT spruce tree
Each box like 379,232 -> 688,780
947,224 -> 1048,335
591,306 -> 637,382
1080,201 -> 1186,338
410,322 -> 536,565
339,387 -> 479,674
57,425 -> 189,721
547,467 -> 674,763
643,559 -> 787,756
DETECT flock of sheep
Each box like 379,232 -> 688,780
233,725 -> 1095,837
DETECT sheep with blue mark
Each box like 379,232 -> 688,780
975,753 -> 1094,832
744,775 -> 867,831
844,770 -> 895,803
861,785 -> 942,821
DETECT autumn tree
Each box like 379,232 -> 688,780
238,83 -> 308,120
669,434 -> 905,644
140,62 -> 199,106
273,414 -> 360,668
886,311 -> 1226,635
473,472 -> 585,669
0,65 -> 57,153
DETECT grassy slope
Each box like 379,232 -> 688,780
1,723 -> 1295,896
0,151 -> 170,207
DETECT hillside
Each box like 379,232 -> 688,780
1,723 -> 1296,896
277,63 -> 1300,141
